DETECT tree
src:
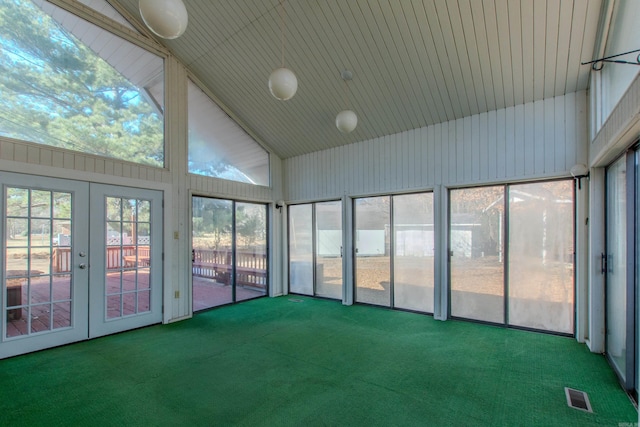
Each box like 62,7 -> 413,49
0,0 -> 164,166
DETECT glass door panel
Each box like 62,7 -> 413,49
606,157 -> 628,382
508,181 -> 574,334
235,202 -> 267,302
289,204 -> 313,295
192,198 -> 234,310
315,201 -> 342,299
2,174 -> 89,359
450,186 -> 504,323
355,196 -> 391,306
89,184 -> 162,338
393,193 -> 434,312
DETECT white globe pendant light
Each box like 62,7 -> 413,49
336,110 -> 358,133
139,0 -> 188,39
270,0 -> 297,101
336,70 -> 357,133
269,67 -> 298,101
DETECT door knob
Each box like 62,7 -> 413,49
79,263 -> 87,269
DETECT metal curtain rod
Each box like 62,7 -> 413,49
581,48 -> 640,70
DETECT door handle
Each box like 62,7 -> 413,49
79,263 -> 87,270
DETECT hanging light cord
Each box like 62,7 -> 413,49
279,0 -> 286,67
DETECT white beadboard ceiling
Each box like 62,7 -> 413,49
112,0 -> 603,159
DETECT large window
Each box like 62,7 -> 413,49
449,180 -> 574,334
0,0 -> 164,166
188,80 -> 269,186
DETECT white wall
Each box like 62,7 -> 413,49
285,91 -> 588,201
284,91 -> 589,327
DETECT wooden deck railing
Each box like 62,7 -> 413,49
52,247 -> 267,290
52,246 -> 150,272
192,249 -> 267,290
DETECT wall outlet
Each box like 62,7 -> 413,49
173,231 -> 179,239
174,290 -> 180,299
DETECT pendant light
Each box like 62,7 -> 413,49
139,0 -> 188,39
269,0 -> 297,101
336,70 -> 357,133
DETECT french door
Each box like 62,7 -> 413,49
1,173 -> 162,358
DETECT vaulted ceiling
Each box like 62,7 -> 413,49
112,0 -> 604,159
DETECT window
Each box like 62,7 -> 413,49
0,0 -> 165,166
188,80 -> 269,186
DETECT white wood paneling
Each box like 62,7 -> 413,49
284,92 -> 588,201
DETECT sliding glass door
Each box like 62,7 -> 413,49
354,192 -> 434,313
355,197 -> 391,306
605,149 -> 638,396
192,197 -> 267,311
449,186 -> 505,323
508,181 -> 574,334
449,180 -> 574,334
288,201 -> 342,299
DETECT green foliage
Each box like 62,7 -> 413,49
0,0 -> 164,166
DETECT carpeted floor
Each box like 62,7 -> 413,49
0,296 -> 636,426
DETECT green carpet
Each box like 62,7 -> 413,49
0,296 -> 636,426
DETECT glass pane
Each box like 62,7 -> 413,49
235,203 -> 267,302
53,220 -> 71,247
0,0 -> 164,166
31,304 -> 51,333
188,80 -> 269,186
30,190 -> 51,217
138,269 -> 150,290
315,201 -> 343,300
393,193 -> 434,313
192,197 -> 234,310
106,271 -> 122,295
450,186 -> 505,323
137,223 -> 150,246
123,292 -> 136,316
107,222 -> 122,245
107,295 -> 122,319
30,276 -> 51,305
53,192 -> 71,219
6,218 -> 28,247
606,157 -> 627,381
52,302 -> 71,329
123,271 -> 137,292
355,196 -> 391,306
137,290 -> 151,313
30,248 -> 50,275
107,198 -> 122,221
508,181 -> 574,333
6,307 -> 28,337
52,274 -> 71,301
138,200 -> 150,222
7,248 -> 28,273
106,247 -> 123,271
289,204 -> 313,296
30,219 -> 51,247
6,187 -> 28,217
